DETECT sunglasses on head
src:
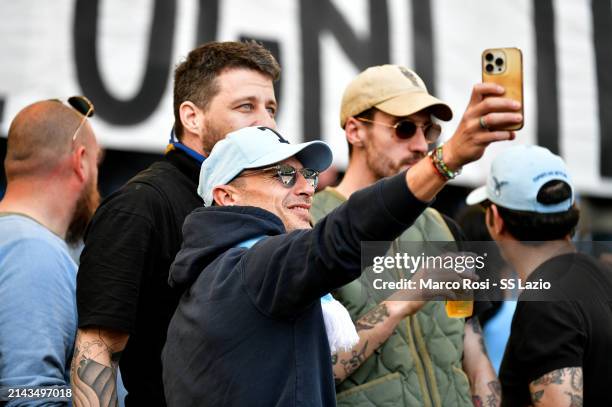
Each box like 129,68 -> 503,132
240,164 -> 320,189
52,96 -> 95,141
356,117 -> 441,144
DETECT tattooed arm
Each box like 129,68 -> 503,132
332,300 -> 425,383
462,317 -> 501,407
529,367 -> 583,406
71,327 -> 129,407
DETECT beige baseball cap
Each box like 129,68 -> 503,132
340,64 -> 453,128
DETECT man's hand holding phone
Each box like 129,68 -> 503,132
442,83 -> 523,172
437,47 -> 524,172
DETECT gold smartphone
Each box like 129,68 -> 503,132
482,47 -> 524,130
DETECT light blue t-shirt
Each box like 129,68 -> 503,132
0,214 -> 77,406
483,300 -> 518,374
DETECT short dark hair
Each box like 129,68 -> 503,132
173,41 -> 280,139
496,180 -> 579,242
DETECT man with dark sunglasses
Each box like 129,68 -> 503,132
72,41 -> 280,407
162,117 -> 512,406
0,97 -> 101,402
311,65 -> 522,406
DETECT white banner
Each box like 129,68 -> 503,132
1,0 -> 612,196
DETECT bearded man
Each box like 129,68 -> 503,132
0,96 -> 101,400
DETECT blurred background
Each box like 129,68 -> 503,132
1,0 -> 611,239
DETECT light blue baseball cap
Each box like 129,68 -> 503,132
466,145 -> 574,213
198,126 -> 333,206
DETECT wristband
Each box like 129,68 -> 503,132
429,145 -> 462,180
429,153 -> 448,180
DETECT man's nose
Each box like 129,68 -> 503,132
408,126 -> 429,154
251,108 -> 277,129
293,171 -> 315,197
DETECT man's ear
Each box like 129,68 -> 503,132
487,204 -> 506,238
179,101 -> 203,136
71,145 -> 87,183
212,185 -> 241,207
344,117 -> 366,149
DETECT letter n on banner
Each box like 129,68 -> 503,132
299,0 -> 390,142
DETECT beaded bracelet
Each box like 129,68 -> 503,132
429,145 -> 462,180
429,153 -> 447,180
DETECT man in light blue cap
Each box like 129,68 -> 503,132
467,144 -> 612,406
162,121 -> 515,407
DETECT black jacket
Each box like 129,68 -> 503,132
162,172 -> 428,407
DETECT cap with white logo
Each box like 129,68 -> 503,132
466,145 -> 574,213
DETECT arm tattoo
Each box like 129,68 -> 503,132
530,368 -> 583,406
532,367 -> 582,387
72,330 -> 123,407
468,316 -> 489,356
472,379 -> 500,407
564,391 -> 583,407
355,304 -> 389,331
485,380 -> 501,407
532,369 -> 565,386
569,368 -> 583,392
468,316 -> 483,335
531,390 -> 544,403
339,340 -> 368,378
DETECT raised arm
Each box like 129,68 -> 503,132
406,83 -> 521,203
71,327 -> 129,407
243,83 -> 522,318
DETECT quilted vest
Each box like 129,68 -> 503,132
311,187 -> 472,407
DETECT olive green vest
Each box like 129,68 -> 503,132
311,187 -> 472,407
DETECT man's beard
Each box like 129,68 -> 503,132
200,117 -> 228,155
364,132 -> 426,179
65,179 -> 100,246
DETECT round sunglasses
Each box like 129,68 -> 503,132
356,117 -> 441,144
239,164 -> 319,189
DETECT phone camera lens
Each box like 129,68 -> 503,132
485,53 -> 494,61
486,64 -> 494,72
495,58 -> 504,66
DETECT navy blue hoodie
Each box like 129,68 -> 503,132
162,172 -> 428,407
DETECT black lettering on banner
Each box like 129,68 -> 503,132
299,0 -> 390,142
533,0 -> 560,154
411,0 -> 436,95
196,0 -> 219,45
73,0 -> 176,125
592,0 -> 612,177
240,36 -> 283,120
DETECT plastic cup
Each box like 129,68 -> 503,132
445,300 -> 474,318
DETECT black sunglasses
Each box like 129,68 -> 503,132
52,96 -> 95,141
356,117 -> 441,144
240,164 -> 319,189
